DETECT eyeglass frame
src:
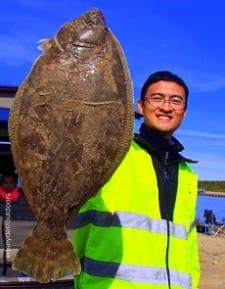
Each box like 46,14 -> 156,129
143,93 -> 186,110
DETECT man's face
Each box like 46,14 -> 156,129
138,80 -> 187,139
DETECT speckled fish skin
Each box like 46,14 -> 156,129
8,7 -> 133,283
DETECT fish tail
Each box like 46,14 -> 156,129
12,232 -> 81,283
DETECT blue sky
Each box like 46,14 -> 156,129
1,0 -> 225,180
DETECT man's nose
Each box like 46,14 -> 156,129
160,99 -> 173,109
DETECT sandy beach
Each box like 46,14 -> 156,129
198,232 -> 225,289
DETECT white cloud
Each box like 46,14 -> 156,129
195,77 -> 225,93
177,129 -> 225,140
175,129 -> 225,180
188,73 -> 225,93
191,154 -> 225,180
0,34 -> 40,66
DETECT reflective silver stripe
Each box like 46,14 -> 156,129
117,211 -> 187,239
76,210 -> 187,239
83,257 -> 192,289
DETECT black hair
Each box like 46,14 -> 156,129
0,171 -> 18,185
140,70 -> 189,108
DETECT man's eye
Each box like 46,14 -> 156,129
152,95 -> 163,102
171,97 -> 183,104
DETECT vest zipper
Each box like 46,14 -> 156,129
164,151 -> 169,180
164,151 -> 171,289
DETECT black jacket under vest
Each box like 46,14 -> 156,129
134,123 -> 196,221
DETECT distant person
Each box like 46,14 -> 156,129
73,70 -> 200,289
0,171 -> 21,203
204,209 -> 218,225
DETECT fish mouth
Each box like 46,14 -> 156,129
81,8 -> 106,28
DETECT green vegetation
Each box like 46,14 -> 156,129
198,181 -> 225,193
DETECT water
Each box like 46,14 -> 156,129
197,195 -> 225,224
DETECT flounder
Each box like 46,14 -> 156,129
8,8 -> 133,283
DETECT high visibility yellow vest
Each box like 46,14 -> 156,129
73,141 -> 200,289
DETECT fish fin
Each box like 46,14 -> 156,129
38,39 -> 54,52
12,233 -> 81,283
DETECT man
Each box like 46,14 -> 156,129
74,70 -> 200,289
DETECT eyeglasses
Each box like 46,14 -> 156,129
143,94 -> 185,110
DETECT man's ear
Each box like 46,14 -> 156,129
137,100 -> 144,115
183,108 -> 188,119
